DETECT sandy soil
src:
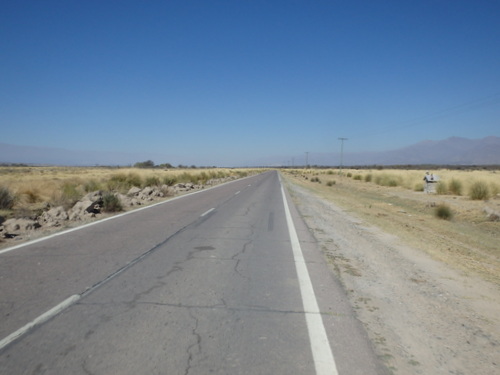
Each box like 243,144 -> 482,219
284,177 -> 499,375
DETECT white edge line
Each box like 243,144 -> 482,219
0,294 -> 80,351
280,179 -> 339,375
0,174 -> 255,255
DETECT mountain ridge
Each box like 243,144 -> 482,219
1,136 -> 499,167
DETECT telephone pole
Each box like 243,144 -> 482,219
338,138 -> 347,174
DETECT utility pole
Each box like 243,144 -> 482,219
338,138 -> 347,175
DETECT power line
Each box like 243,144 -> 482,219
350,92 -> 500,140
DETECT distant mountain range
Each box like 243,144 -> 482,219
277,136 -> 500,167
1,136 -> 499,167
341,136 -> 500,166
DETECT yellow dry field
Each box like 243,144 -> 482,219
283,168 -> 500,284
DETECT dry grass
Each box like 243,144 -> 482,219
284,168 -> 500,284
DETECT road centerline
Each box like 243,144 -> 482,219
200,208 -> 215,217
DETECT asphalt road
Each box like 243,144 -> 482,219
0,171 -> 387,374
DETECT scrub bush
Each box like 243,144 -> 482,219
435,204 -> 453,220
469,181 -> 490,200
102,193 -> 123,212
0,186 -> 15,209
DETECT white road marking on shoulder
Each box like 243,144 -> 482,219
200,208 -> 215,217
235,191 -> 240,195
280,182 -> 339,375
0,294 -> 80,351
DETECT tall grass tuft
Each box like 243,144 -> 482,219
143,176 -> 161,187
414,183 -> 424,192
374,174 -> 400,187
469,181 -> 490,200
448,179 -> 463,196
163,176 -> 177,186
106,173 -> 143,192
21,188 -> 41,203
102,193 -> 123,212
0,186 -> 15,209
435,204 -> 453,220
436,181 -> 448,195
84,179 -> 102,193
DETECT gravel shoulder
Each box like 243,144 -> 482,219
283,175 -> 499,375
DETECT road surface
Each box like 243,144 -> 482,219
0,171 -> 386,374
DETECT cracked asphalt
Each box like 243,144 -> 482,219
0,171 -> 386,374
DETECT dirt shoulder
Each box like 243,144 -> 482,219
282,172 -> 499,375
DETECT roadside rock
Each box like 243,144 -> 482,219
2,218 -> 41,234
39,206 -> 68,227
0,175 -> 246,246
68,192 -> 103,221
116,193 -> 142,207
127,186 -> 142,196
484,206 -> 500,221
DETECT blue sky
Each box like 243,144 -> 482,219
1,0 -> 499,166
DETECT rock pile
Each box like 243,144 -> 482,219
0,176 -> 237,242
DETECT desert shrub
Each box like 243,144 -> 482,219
469,181 -> 490,200
143,176 -> 161,187
217,170 -> 229,178
163,176 -> 178,186
436,181 -> 448,195
106,173 -> 141,191
490,183 -> 499,197
178,172 -> 199,184
51,182 -> 82,209
84,179 -> 102,193
374,174 -> 400,187
62,182 -> 81,205
435,204 -> 453,220
311,177 -> 321,183
414,183 -> 424,192
327,170 -> 334,175
364,174 -> 372,182
346,172 -> 352,178
106,174 -> 128,191
0,186 -> 15,209
102,193 -> 123,212
21,188 -> 41,203
353,175 -> 362,181
126,173 -> 142,187
448,179 -> 463,196
326,180 -> 336,186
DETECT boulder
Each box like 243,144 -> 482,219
138,186 -> 164,201
68,192 -> 103,221
116,193 -> 142,207
128,186 -> 142,196
39,206 -> 68,227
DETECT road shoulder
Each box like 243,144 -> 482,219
284,177 -> 500,375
